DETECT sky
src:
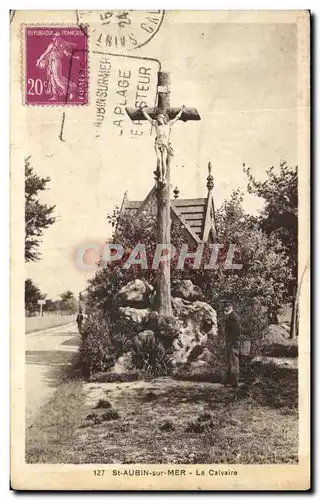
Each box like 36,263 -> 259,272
14,11 -> 299,300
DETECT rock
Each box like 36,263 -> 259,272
111,352 -> 134,374
114,279 -> 153,308
137,330 -> 156,343
172,298 -> 217,335
174,350 -> 223,383
172,279 -> 204,302
117,307 -> 151,334
171,298 -> 217,364
146,311 -> 180,349
261,324 -> 298,357
193,347 -> 213,363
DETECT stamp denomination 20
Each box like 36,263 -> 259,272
24,26 -> 88,106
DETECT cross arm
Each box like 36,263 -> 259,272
125,107 -> 201,122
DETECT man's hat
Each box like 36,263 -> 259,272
221,298 -> 234,306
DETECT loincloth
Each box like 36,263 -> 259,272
155,140 -> 174,157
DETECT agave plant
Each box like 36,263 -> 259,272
130,336 -> 173,377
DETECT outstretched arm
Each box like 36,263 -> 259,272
170,105 -> 185,125
36,43 -> 53,66
142,108 -> 155,126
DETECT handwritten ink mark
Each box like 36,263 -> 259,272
59,112 -> 66,142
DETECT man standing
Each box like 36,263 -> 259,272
76,310 -> 84,334
223,300 -> 241,387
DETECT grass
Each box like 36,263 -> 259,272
26,379 -> 86,463
26,376 -> 298,465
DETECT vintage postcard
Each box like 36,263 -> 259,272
10,10 -> 310,490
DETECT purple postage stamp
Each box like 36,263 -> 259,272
24,26 -> 88,105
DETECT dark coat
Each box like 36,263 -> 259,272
224,311 -> 241,342
76,313 -> 84,325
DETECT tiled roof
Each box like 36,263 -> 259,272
125,200 -> 142,210
123,195 -> 207,240
173,198 -> 206,238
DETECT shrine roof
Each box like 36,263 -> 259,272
122,193 -> 207,241
117,164 -> 216,243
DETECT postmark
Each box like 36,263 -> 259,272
24,26 -> 88,106
60,53 -> 160,142
77,10 -> 165,54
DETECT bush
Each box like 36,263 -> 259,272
130,336 -> 173,377
79,315 -> 113,377
79,311 -> 175,379
95,399 -> 112,409
79,313 -> 129,377
85,409 -> 120,424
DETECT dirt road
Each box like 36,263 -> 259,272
25,322 -> 80,427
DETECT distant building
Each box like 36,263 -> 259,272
118,163 -> 217,245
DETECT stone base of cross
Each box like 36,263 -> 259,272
126,71 -> 200,316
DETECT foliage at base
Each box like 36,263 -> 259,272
130,336 -> 173,377
79,313 -> 130,377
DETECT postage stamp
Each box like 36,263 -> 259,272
77,10 -> 165,54
24,26 -> 88,106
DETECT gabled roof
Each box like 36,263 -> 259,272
173,198 -> 207,239
123,195 -> 206,237
118,164 -> 216,243
121,195 -> 214,244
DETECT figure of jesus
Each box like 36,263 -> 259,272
142,105 -> 185,184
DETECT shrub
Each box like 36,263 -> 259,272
101,409 -> 120,421
80,310 -> 177,381
142,392 -> 158,402
85,409 -> 120,425
95,399 -> 112,409
159,421 -> 175,431
130,336 -> 173,377
79,313 -> 129,377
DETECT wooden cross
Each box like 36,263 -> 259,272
126,71 -> 200,316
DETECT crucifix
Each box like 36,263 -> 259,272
126,71 -> 200,316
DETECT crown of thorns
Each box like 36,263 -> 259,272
156,113 -> 169,121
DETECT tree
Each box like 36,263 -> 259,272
59,291 -> 77,313
25,278 -> 46,316
211,191 -> 291,326
25,156 -> 56,262
243,161 -> 298,286
45,299 -> 60,313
